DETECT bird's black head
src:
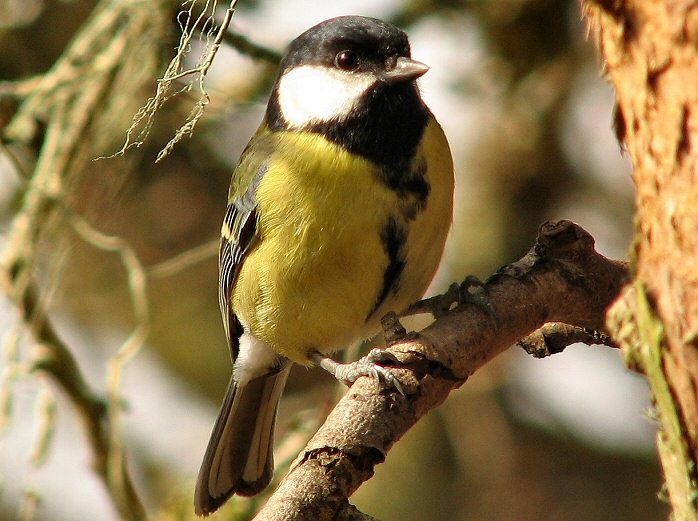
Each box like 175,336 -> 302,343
266,16 -> 430,166
281,16 -> 414,79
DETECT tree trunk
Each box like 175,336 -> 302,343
584,1 -> 698,518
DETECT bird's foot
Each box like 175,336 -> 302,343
309,348 -> 405,396
404,275 -> 495,321
458,275 -> 496,320
403,281 -> 462,318
381,311 -> 414,343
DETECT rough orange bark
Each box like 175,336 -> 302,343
584,1 -> 698,518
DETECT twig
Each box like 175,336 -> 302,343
517,322 -> 617,358
0,76 -> 43,99
252,220 -> 629,521
148,238 -> 219,278
114,0 -> 242,162
24,282 -> 146,521
0,1 -> 173,515
69,215 -> 149,521
223,31 -> 282,64
28,384 -> 57,467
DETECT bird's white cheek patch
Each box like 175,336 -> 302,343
277,65 -> 375,127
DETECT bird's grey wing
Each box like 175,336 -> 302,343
219,133 -> 273,360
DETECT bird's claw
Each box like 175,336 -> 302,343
381,311 -> 408,343
458,275 -> 497,324
403,275 -> 496,324
334,348 -> 405,396
402,281 -> 463,318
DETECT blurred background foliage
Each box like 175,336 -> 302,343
0,0 -> 665,520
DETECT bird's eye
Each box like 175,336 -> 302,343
334,50 -> 359,71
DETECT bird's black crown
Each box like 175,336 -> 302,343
280,16 -> 411,74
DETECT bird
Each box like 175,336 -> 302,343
194,15 -> 454,516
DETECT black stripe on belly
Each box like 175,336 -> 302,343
366,217 -> 407,321
377,157 -> 430,221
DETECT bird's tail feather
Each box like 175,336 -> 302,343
194,365 -> 291,516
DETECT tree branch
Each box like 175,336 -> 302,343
517,322 -> 617,358
252,220 -> 628,520
222,31 -> 282,64
0,1 -> 174,518
18,283 -> 146,521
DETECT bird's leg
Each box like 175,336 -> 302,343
309,348 -> 405,396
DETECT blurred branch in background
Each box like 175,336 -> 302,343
69,214 -> 149,521
25,279 -> 146,521
148,238 -> 219,279
222,31 -> 282,65
0,0 -> 171,519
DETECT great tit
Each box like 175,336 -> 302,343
194,15 -> 454,516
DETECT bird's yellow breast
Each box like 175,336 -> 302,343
232,118 -> 453,363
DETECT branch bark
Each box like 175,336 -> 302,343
252,220 -> 627,521
517,322 -> 617,358
583,1 -> 698,519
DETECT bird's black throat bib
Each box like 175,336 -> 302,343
266,81 -> 429,171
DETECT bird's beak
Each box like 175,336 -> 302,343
381,57 -> 430,84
